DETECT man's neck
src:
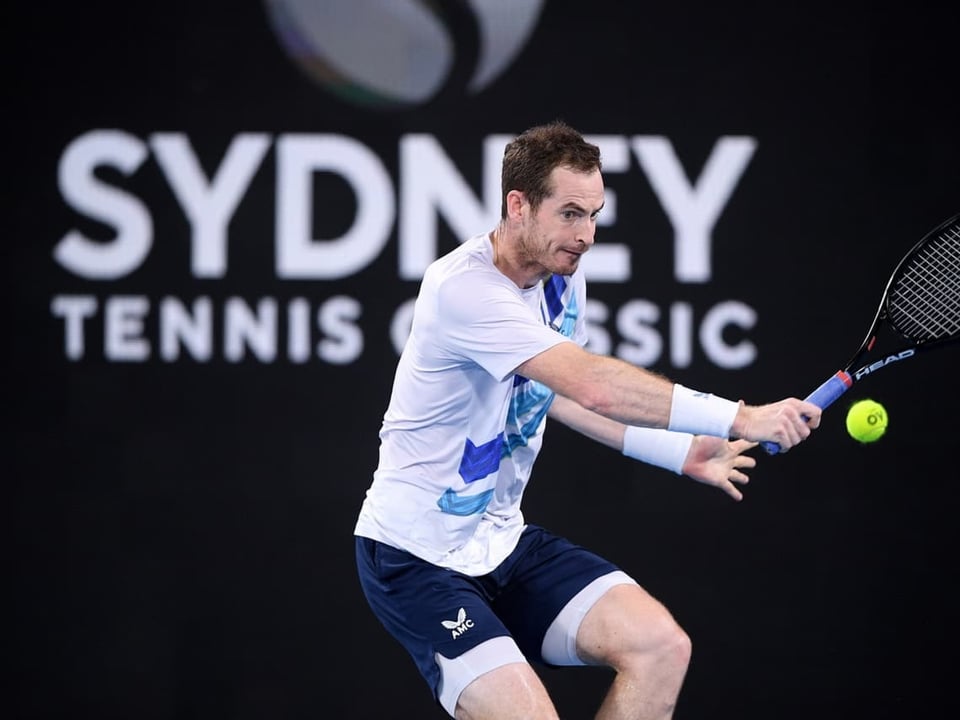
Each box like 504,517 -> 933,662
490,227 -> 546,290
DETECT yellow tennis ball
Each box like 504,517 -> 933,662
845,399 -> 888,443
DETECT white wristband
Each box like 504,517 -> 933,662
622,425 -> 693,474
667,383 -> 739,438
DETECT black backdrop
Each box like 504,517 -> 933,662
10,2 -> 960,718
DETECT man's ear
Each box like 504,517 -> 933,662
505,189 -> 526,222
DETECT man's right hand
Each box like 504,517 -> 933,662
730,399 -> 821,452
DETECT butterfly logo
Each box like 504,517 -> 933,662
441,607 -> 474,638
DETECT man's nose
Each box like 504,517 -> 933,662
578,218 -> 597,246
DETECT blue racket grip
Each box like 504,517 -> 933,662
760,371 -> 853,454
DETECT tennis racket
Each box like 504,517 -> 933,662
762,211 -> 960,454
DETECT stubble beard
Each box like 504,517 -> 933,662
517,224 -> 580,280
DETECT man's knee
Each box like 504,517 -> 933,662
577,583 -> 691,672
658,620 -> 692,671
617,604 -> 691,674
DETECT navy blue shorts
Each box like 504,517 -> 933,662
355,524 -> 621,706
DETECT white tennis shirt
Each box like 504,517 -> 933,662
354,232 -> 589,575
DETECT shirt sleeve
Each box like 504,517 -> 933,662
435,269 -> 572,383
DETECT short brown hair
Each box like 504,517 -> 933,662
500,120 -> 602,218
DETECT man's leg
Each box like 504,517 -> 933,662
455,660 -> 558,720
357,537 -> 548,718
576,583 -> 691,720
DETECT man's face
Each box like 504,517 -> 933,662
521,166 -> 604,277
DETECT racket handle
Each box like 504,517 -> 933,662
760,371 -> 853,454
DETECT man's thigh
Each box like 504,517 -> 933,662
490,525 -> 624,662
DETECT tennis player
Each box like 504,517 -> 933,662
354,120 -> 820,719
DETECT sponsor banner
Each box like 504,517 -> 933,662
50,128 -> 761,369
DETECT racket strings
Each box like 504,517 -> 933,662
887,222 -> 960,341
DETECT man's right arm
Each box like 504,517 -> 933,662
517,341 -> 821,452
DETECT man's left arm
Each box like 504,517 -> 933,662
547,395 -> 757,501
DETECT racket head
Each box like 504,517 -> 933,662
882,212 -> 960,346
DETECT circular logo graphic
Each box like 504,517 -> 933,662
263,0 -> 545,108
